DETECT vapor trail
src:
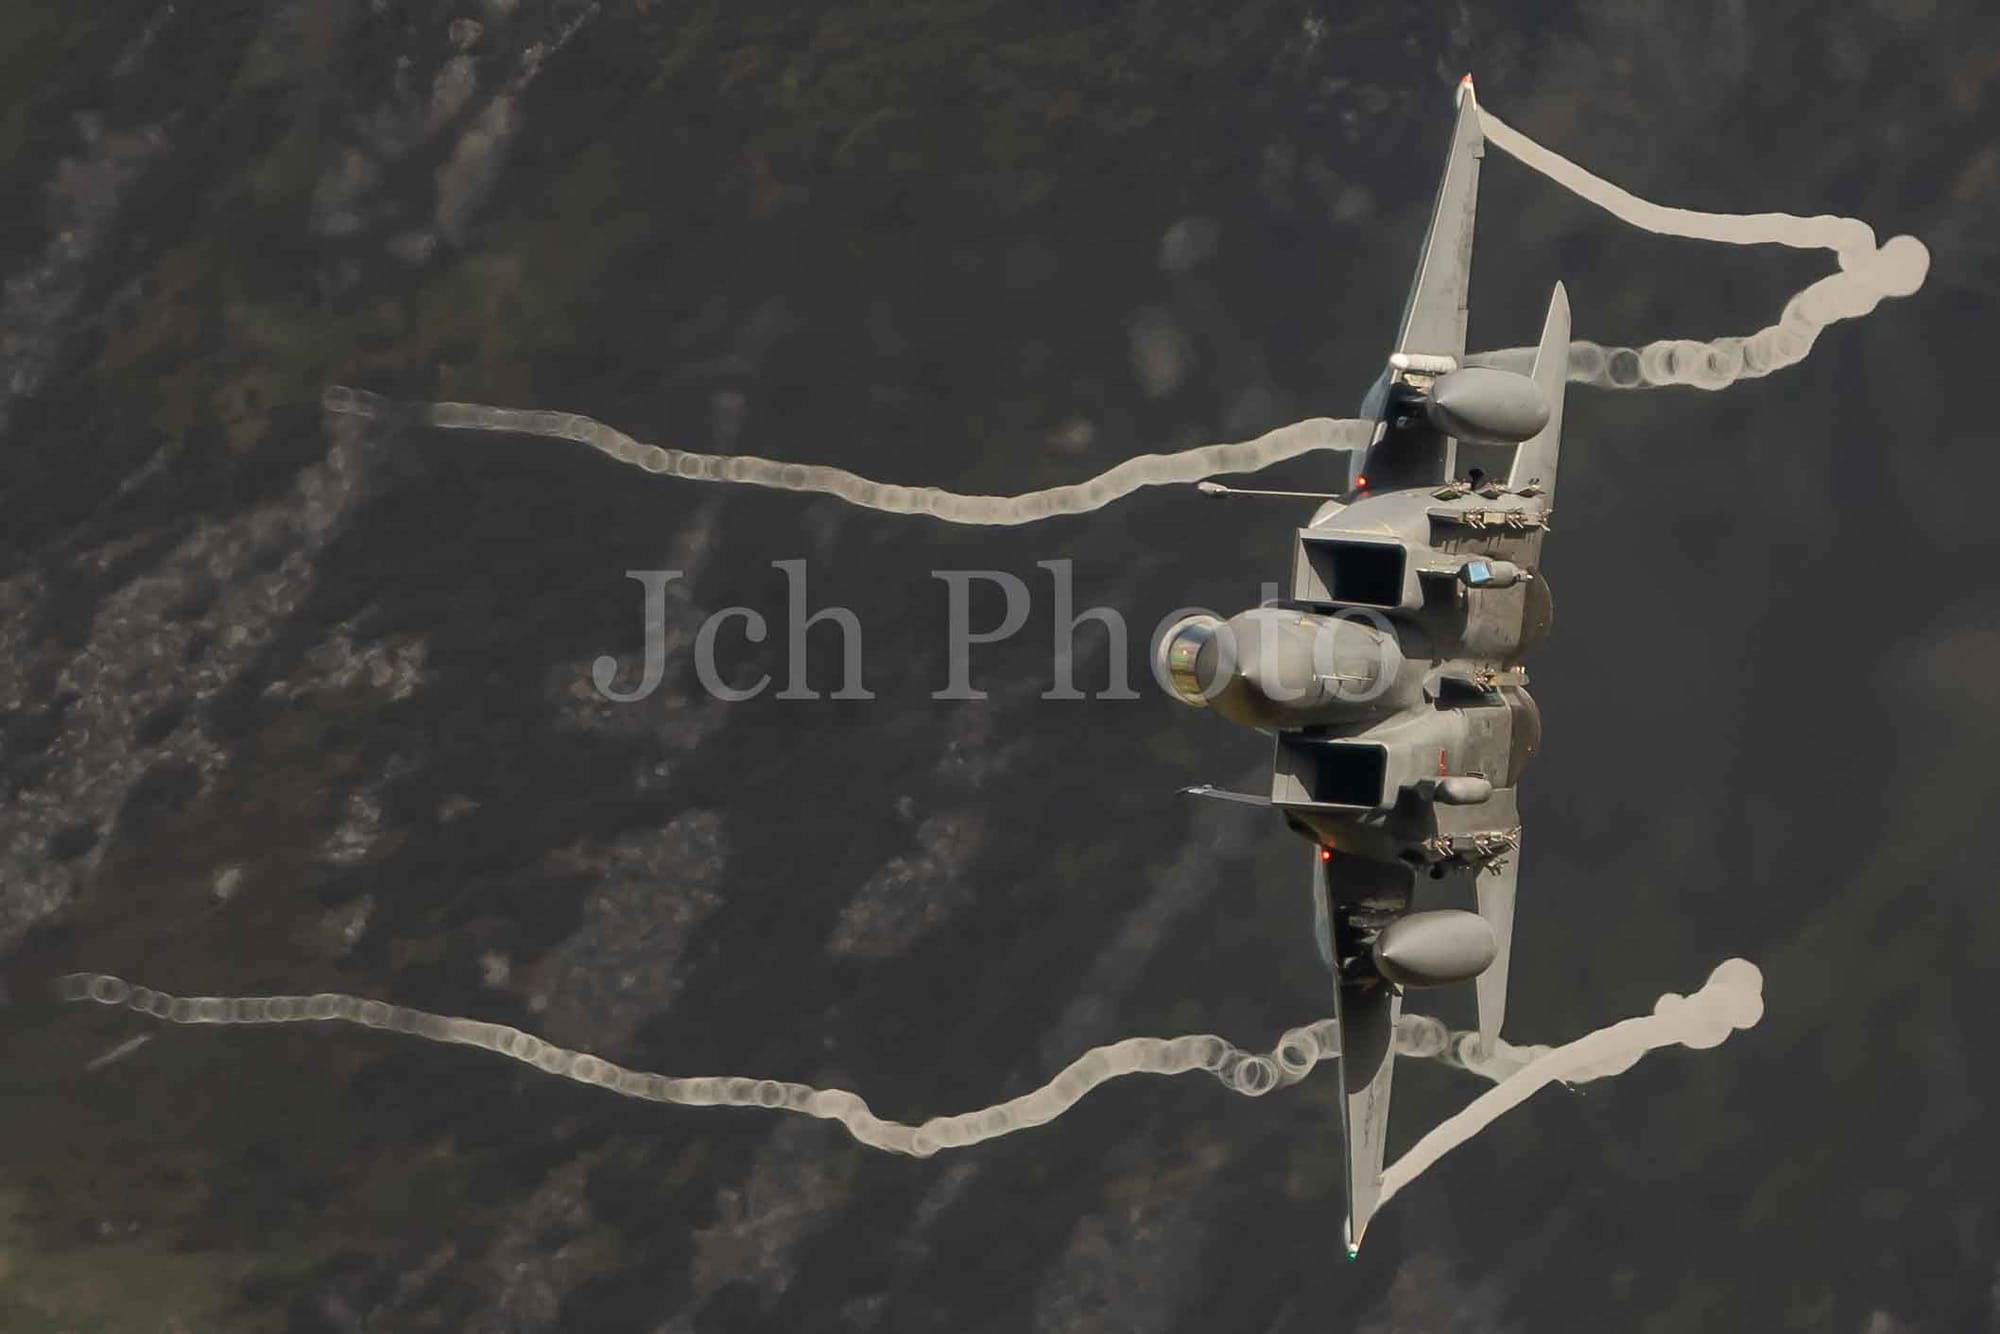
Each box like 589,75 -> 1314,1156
52,972 -> 1367,1156
1377,958 -> 1765,1210
1473,110 -> 1928,390
319,109 -> 1924,514
321,387 -> 1371,527
55,960 -> 1755,1188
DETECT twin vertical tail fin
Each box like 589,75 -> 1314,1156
1472,848 -> 1521,1058
1471,286 -> 1567,1056
1509,282 -> 1571,498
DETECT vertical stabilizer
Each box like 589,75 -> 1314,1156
1473,846 -> 1520,1056
1509,282 -> 1570,498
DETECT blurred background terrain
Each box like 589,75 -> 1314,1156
2,0 -> 1997,1330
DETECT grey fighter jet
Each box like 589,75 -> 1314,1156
1157,77 -> 1567,1253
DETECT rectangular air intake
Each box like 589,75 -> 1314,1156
1275,737 -> 1390,809
1309,742 -> 1388,806
1300,539 -> 1406,608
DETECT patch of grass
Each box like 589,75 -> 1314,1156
0,1190 -> 268,1334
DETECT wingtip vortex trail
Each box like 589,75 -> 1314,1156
323,106 -> 1920,510
56,958 -> 1761,1208
1472,108 -> 1927,391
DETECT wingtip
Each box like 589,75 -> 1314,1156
1456,73 -> 1476,107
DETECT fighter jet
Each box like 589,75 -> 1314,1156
1157,77 -> 1567,1253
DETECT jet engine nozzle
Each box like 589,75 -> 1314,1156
1371,910 -> 1498,988
1424,366 -> 1550,445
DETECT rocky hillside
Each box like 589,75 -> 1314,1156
2,2 -> 1996,1331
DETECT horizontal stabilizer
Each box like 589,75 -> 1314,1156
1180,785 -> 1271,807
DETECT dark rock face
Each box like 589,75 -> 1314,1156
530,810 -> 728,1051
3,2 -> 1997,1332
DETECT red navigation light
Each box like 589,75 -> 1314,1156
1318,846 -> 1332,863
1353,474 -> 1369,490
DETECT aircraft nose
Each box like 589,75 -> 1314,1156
1154,608 -> 1404,726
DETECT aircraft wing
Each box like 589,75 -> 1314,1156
1354,79 -> 1486,489
1314,849 -> 1401,1254
1467,283 -> 1567,1051
1392,77 -> 1485,361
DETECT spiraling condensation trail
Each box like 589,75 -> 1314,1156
56,960 -> 1758,1199
1473,110 -> 1928,390
52,973 -> 1378,1156
1378,958 -> 1765,1210
319,110 -> 1924,512
320,387 -> 1372,527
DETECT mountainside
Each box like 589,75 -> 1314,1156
3,2 -> 1996,1331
